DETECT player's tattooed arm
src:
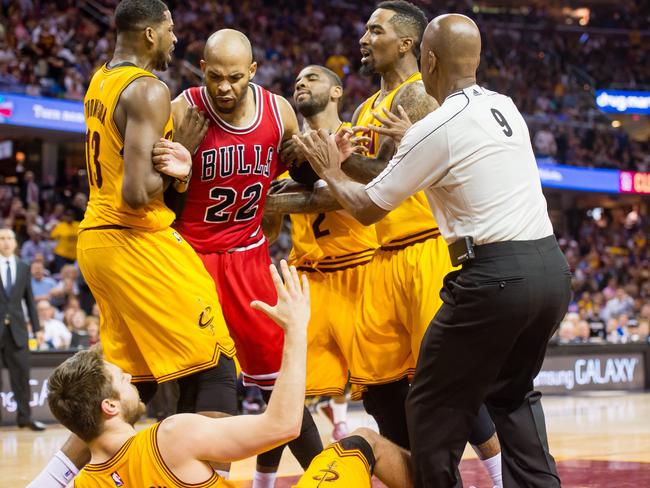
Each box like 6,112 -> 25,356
341,81 -> 438,183
265,186 -> 342,215
392,80 -> 439,124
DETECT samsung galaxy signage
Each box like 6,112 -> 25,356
0,92 -> 86,133
596,90 -> 650,115
534,353 -> 645,394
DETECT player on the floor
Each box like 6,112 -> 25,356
47,262 -> 414,488
168,29 -> 322,487
267,65 -> 379,442
28,1 -> 238,487
271,2 -> 502,486
47,261 -> 307,488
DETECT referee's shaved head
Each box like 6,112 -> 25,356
421,14 -> 481,102
204,29 -> 253,65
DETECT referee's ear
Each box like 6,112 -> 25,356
424,50 -> 437,75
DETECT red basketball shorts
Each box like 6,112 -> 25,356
197,240 -> 284,389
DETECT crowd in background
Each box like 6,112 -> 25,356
1,0 -> 649,170
555,206 -> 650,344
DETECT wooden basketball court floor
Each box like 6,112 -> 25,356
2,391 -> 649,487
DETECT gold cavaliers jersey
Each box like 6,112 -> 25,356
80,64 -> 175,231
356,72 -> 439,248
74,423 -> 235,488
282,171 -> 378,271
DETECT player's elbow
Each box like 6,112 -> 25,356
264,413 -> 302,444
357,211 -> 381,226
122,189 -> 149,209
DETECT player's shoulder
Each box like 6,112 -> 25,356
121,76 -> 169,107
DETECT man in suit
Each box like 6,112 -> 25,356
0,228 -> 46,430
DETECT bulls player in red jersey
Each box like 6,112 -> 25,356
169,30 -> 322,488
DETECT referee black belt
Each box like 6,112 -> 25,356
449,235 -> 559,266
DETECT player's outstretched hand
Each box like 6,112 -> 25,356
251,260 -> 310,335
365,105 -> 412,146
174,106 -> 209,154
152,139 -> 192,180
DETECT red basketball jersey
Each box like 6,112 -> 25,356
175,84 -> 286,252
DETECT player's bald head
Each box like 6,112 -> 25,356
421,14 -> 481,100
204,29 -> 253,65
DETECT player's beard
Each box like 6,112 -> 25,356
359,60 -> 375,77
297,92 -> 329,118
122,399 -> 146,426
153,49 -> 170,72
214,84 -> 248,114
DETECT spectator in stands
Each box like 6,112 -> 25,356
574,320 -> 591,344
21,225 -> 54,265
30,259 -> 57,302
20,170 -> 39,207
69,309 -> 88,350
556,319 -> 577,344
601,287 -> 635,321
50,209 -> 79,272
85,315 -> 100,348
36,299 -> 71,350
50,264 -> 79,309
631,320 -> 649,343
533,124 -> 557,163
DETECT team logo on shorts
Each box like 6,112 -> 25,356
312,461 -> 340,484
172,231 -> 183,243
197,299 -> 215,335
110,471 -> 124,487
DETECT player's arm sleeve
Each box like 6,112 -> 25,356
365,115 -> 450,211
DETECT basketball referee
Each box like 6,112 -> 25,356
294,13 -> 571,488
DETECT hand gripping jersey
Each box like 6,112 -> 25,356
355,72 -> 439,249
175,84 -> 286,252
80,63 -> 175,231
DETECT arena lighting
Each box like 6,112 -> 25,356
596,90 -> 650,115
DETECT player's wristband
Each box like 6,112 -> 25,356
175,168 -> 192,185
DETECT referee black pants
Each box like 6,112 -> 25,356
406,235 -> 571,488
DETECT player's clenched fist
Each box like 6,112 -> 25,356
250,260 -> 310,336
152,138 -> 192,180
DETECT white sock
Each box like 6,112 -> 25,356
216,470 -> 230,479
481,452 -> 503,488
26,450 -> 80,488
252,470 -> 277,488
330,399 -> 347,424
